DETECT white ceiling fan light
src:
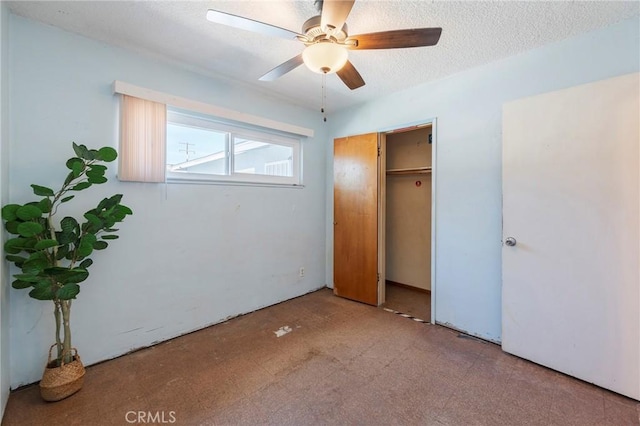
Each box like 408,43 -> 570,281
302,41 -> 348,74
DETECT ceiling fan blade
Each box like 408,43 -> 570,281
337,60 -> 365,90
320,0 -> 355,32
206,10 -> 301,40
347,28 -> 442,50
259,54 -> 304,81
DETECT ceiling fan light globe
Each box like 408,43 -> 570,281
302,42 -> 348,74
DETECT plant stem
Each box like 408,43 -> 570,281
53,301 -> 62,364
47,213 -> 58,266
60,300 -> 72,364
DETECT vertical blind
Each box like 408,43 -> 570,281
119,95 -> 166,182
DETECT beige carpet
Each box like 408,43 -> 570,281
383,282 -> 431,321
3,288 -> 638,425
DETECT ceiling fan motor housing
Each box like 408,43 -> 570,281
302,15 -> 348,44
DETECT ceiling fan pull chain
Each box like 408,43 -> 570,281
322,72 -> 327,123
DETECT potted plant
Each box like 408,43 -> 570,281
2,143 -> 132,401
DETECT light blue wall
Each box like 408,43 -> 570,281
8,15 -> 327,388
326,17 -> 640,342
0,0 -> 10,416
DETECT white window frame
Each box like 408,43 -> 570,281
166,110 -> 302,186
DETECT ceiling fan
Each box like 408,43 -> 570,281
206,0 -> 442,90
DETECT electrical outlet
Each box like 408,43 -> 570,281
299,267 -> 305,278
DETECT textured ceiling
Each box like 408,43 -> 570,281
7,1 -> 640,112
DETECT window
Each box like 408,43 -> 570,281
114,82 -> 312,185
166,110 -> 302,186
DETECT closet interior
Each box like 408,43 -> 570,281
383,125 -> 432,321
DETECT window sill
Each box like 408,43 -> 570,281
165,176 -> 305,189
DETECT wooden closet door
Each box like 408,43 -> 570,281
333,133 -> 379,305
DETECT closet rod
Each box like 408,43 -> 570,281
386,166 -> 432,175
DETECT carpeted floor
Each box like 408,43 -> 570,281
383,281 -> 431,321
2,288 -> 638,425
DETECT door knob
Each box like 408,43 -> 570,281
505,237 -> 517,247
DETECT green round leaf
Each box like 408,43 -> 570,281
101,235 -> 119,240
13,273 -> 40,283
5,220 -> 21,235
93,241 -> 108,250
6,254 -> 27,264
1,204 -> 21,221
79,258 -> 93,269
65,268 -> 89,284
87,175 -> 107,184
60,217 -> 79,234
97,147 -> 118,162
22,257 -> 49,274
86,168 -> 105,178
118,205 -> 133,215
55,244 -> 70,260
72,161 -> 84,177
24,240 -> 37,250
4,238 -> 28,254
11,279 -> 33,289
71,182 -> 92,191
77,241 -> 93,257
44,266 -> 71,276
82,234 -> 97,246
17,222 -> 44,237
38,198 -> 52,213
99,194 -> 123,210
16,205 -> 42,221
34,239 -> 59,250
29,281 -> 56,300
60,195 -> 75,203
27,251 -> 47,262
83,213 -> 102,228
31,184 -> 55,197
56,231 -> 74,245
66,157 -> 83,170
56,283 -> 80,300
72,142 -> 91,160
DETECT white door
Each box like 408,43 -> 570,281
502,73 -> 640,400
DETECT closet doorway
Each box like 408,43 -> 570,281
382,125 -> 433,322
333,120 -> 436,323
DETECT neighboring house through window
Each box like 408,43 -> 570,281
166,110 -> 301,185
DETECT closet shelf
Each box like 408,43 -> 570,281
386,166 -> 432,175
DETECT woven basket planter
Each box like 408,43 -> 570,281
39,345 -> 85,402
